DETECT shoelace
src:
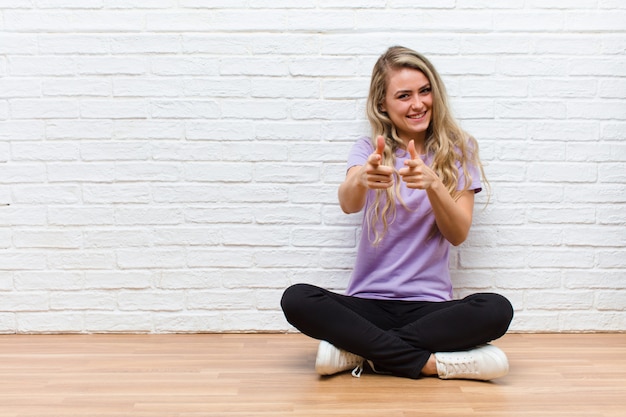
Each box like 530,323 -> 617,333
441,357 -> 477,377
351,363 -> 363,378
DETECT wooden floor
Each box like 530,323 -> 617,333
0,333 -> 624,417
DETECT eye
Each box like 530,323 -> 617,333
419,86 -> 432,95
397,93 -> 410,100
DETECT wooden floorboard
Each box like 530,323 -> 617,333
0,333 -> 624,416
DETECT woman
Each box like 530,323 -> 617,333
281,46 -> 513,380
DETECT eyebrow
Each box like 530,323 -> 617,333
393,84 -> 431,95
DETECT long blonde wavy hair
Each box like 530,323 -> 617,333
365,46 -> 488,245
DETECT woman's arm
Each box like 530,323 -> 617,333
338,166 -> 369,214
398,140 -> 475,246
426,186 -> 474,246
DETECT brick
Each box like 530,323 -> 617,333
253,249 -> 319,268
151,100 -> 219,119
559,311 -> 625,332
10,99 -> 79,119
118,291 -> 185,311
250,34 -> 319,55
291,100 -> 356,120
109,0 -> 175,8
114,120 -> 183,140
184,78 -> 250,98
0,34 -> 38,54
527,249 -> 594,269
12,142 -> 79,161
597,250 -> 626,268
0,162 -> 46,184
50,291 -> 117,311
153,312 -> 223,333
81,99 -> 148,119
221,99 -> 289,120
47,120 -> 113,140
114,78 -> 183,97
85,271 -> 154,289
117,249 -> 186,269
220,58 -> 288,77
48,207 -> 114,226
187,249 -> 254,268
597,206 -> 626,225
254,163 -> 319,183
44,79 -> 111,97
0,207 -> 47,226
596,291 -> 626,311
114,162 -> 181,181
212,10 -> 288,31
527,162 -> 597,183
47,162 -> 116,182
185,206 -> 254,224
115,207 -> 183,225
0,79 -> 41,98
534,35 -> 601,55
85,313 -> 153,333
110,35 -> 181,54
566,10 -> 626,31
291,227 -> 356,248
568,102 -> 626,120
565,184 -> 626,203
599,79 -> 626,99
221,268 -> 290,289
569,57 -> 626,77
154,227 -> 221,246
356,10 -> 493,31
159,269 -> 222,290
82,184 -> 151,204
222,226 -> 290,247
5,11 -> 144,32
81,141 -> 150,161
251,78 -> 318,99
564,270 -> 626,290
493,11 -> 565,31
528,121 -> 599,141
48,251 -> 116,270
14,230 -> 82,249
83,230 -> 153,249
17,312 -> 84,333
38,35 -> 110,54
150,56 -> 220,76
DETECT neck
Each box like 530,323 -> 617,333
400,136 -> 426,154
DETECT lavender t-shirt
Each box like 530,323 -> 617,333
345,137 -> 482,302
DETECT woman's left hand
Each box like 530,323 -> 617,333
398,140 -> 441,189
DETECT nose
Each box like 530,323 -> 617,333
410,95 -> 423,110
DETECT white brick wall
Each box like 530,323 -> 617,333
0,2 -> 624,333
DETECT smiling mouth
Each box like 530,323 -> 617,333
407,111 -> 427,120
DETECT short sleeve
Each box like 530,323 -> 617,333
347,137 -> 374,171
457,159 -> 482,193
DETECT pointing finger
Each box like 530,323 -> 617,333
407,140 -> 418,160
375,136 -> 385,156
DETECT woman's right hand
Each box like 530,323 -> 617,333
339,136 -> 394,213
360,135 -> 394,189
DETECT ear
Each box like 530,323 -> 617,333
378,102 -> 387,113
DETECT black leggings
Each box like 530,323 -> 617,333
281,283 -> 514,379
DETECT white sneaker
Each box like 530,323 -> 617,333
435,344 -> 509,381
315,341 -> 364,377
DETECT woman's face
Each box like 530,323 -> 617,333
380,67 -> 433,146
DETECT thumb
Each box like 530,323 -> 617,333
407,140 -> 419,160
375,136 -> 385,156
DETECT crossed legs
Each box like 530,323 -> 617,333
281,283 -> 513,379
